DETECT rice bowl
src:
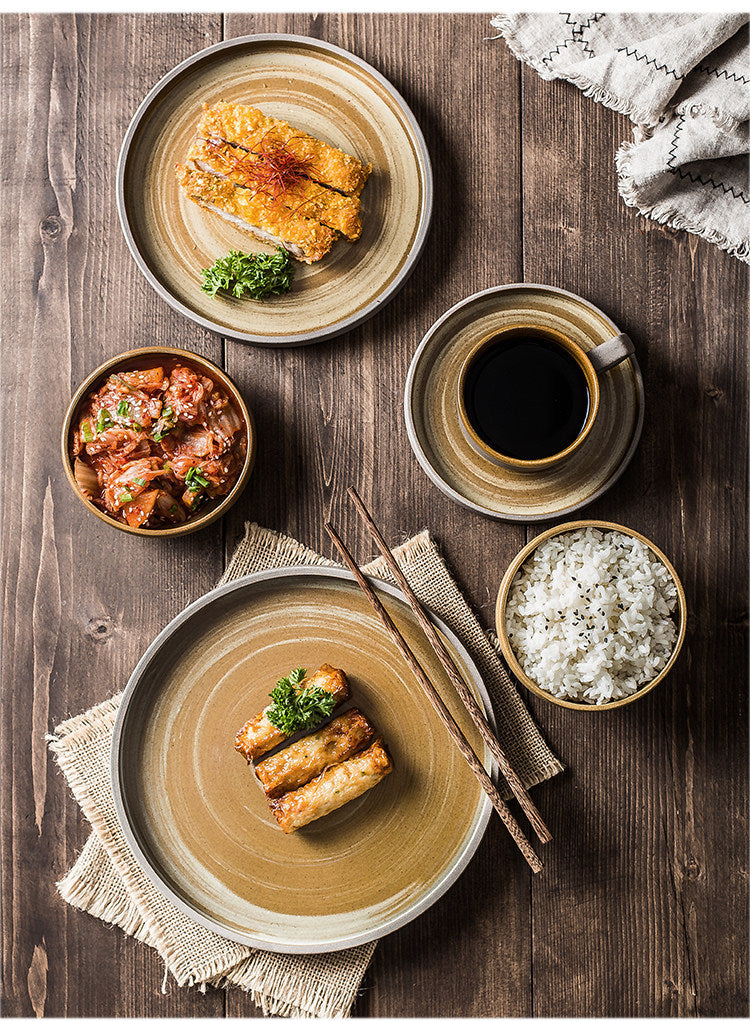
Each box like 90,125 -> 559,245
495,522 -> 687,710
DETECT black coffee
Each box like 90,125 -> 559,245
462,333 -> 590,461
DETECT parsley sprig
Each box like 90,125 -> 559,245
201,247 -> 295,301
266,667 -> 337,734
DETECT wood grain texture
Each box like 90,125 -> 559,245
520,67 -> 749,1018
1,12 -> 227,1018
1,12 -> 747,1020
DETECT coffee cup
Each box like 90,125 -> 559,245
456,323 -> 634,473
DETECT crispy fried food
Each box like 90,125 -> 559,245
198,101 -> 371,197
175,164 -> 335,264
269,738 -> 393,834
234,664 -> 349,761
187,138 -> 363,240
254,708 -> 375,797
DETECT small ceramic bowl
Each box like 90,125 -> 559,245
495,520 -> 687,711
61,346 -> 256,537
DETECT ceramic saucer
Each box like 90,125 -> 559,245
404,284 -> 644,522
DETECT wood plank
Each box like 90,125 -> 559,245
221,12 -> 531,1020
0,13 -> 227,1017
1,12 -> 746,1020
519,65 -> 748,1017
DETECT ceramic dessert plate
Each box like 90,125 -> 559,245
111,567 -> 494,953
117,34 -> 433,346
404,284 -> 645,521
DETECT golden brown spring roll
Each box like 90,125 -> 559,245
197,101 -> 372,196
187,138 -> 363,240
255,708 -> 375,798
175,164 -> 335,263
234,664 -> 349,761
268,738 -> 393,834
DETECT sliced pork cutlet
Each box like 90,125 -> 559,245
188,138 -> 363,240
198,101 -> 372,197
175,164 -> 335,264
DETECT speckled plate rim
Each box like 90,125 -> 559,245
404,283 -> 646,522
111,565 -> 495,953
116,33 -> 434,347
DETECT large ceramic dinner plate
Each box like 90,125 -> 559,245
117,34 -> 433,346
111,567 -> 494,952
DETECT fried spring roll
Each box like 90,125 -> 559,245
197,101 -> 372,197
188,138 -> 363,240
234,664 -> 349,761
175,164 -> 335,264
255,708 -> 375,797
269,738 -> 393,834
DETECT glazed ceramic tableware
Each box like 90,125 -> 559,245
117,34 -> 433,346
61,346 -> 256,537
405,284 -> 645,521
494,520 -> 687,711
456,323 -> 635,472
111,567 -> 495,952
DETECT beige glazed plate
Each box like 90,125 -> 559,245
117,34 -> 433,346
404,284 -> 645,521
111,568 -> 494,952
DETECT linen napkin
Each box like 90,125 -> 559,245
491,13 -> 750,263
48,523 -> 562,1018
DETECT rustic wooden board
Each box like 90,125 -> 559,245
519,65 -> 749,1018
1,12 -> 747,1020
0,12 -> 227,1018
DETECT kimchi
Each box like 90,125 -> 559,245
70,363 -> 247,529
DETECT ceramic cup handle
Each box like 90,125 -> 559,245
588,333 -> 635,374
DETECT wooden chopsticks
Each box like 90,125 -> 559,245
325,491 -> 549,874
347,486 -> 552,845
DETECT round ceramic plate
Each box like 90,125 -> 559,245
404,284 -> 645,521
117,34 -> 433,346
111,567 -> 494,953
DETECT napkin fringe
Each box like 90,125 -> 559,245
363,527 -> 432,579
221,522 -> 332,584
48,702 -> 250,989
491,13 -> 658,122
616,140 -> 750,263
222,945 -> 376,1019
58,845 -> 153,944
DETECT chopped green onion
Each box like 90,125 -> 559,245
169,503 -> 178,513
133,476 -> 146,487
96,408 -> 114,434
117,400 -> 130,417
185,466 -> 210,491
82,422 -> 93,443
152,406 -> 175,442
119,491 -> 133,504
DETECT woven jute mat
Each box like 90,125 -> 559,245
48,523 -> 562,1017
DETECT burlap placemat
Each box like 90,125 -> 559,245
48,523 -> 562,1017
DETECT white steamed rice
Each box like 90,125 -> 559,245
505,527 -> 678,705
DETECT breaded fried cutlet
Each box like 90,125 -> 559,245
175,164 -> 335,264
188,137 -> 363,240
197,101 -> 372,197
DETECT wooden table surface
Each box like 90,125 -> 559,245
2,13 -> 747,1018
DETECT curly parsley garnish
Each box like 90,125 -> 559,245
266,667 -> 336,734
201,247 -> 295,301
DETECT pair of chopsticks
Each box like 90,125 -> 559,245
325,487 -> 551,874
